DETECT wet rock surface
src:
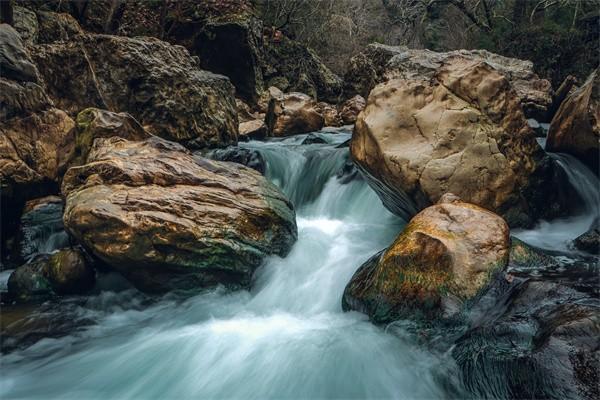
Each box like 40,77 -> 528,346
7,248 -> 95,302
268,92 -> 324,137
547,69 -> 599,174
32,33 -> 238,148
62,136 -> 297,293
208,146 -> 266,174
345,44 -> 553,120
351,57 -> 566,226
343,194 -> 510,322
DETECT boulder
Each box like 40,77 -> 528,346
317,102 -> 342,127
7,248 -> 95,302
208,146 -> 266,174
344,44 -> 553,120
262,35 -> 343,103
72,108 -> 151,164
238,119 -> 267,141
0,24 -> 52,120
13,6 -> 38,45
342,194 -> 510,322
62,136 -> 297,293
268,92 -> 324,137
32,33 -> 238,148
0,108 -> 76,200
195,15 -> 264,103
547,69 -> 599,173
36,10 -> 83,44
573,217 -> 599,254
351,58 -> 564,226
339,95 -> 366,125
454,251 -> 599,400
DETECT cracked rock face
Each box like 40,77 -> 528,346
345,44 -> 553,120
62,136 -> 297,293
31,33 -> 238,149
342,193 -> 510,323
351,58 -> 561,226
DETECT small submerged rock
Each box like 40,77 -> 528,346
7,248 -> 95,302
342,193 -> 510,322
208,146 -> 266,174
62,136 -> 297,293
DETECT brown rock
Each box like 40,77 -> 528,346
32,33 -> 238,149
62,136 -> 297,292
7,248 -> 95,302
342,195 -> 510,322
317,102 -> 342,127
239,119 -> 267,141
351,58 -> 560,226
72,108 -> 151,164
36,10 -> 83,44
547,69 -> 599,173
339,95 -> 366,125
268,92 -> 324,137
1,108 -> 76,195
345,44 -> 553,120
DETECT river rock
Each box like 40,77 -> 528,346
573,217 -> 600,254
453,250 -> 599,400
7,248 -> 95,302
345,44 -> 553,120
1,108 -> 76,200
262,35 -> 343,103
62,136 -> 297,293
342,194 -> 510,322
0,24 -> 52,120
339,95 -> 366,125
351,57 -> 563,226
32,33 -> 238,148
73,108 -> 151,164
268,92 -> 324,137
547,69 -> 599,174
317,102 -> 342,127
239,119 -> 267,141
208,146 -> 266,174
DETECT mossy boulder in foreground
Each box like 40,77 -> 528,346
342,193 -> 510,322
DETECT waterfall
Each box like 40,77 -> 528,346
0,131 -> 461,399
514,152 -> 600,252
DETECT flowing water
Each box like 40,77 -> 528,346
513,151 -> 600,252
0,132 -> 461,399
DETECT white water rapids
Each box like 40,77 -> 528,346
0,132 -> 459,399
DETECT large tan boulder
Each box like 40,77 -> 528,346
32,33 -> 238,149
267,92 -> 324,136
351,57 -> 563,226
547,69 -> 599,173
342,193 -> 510,322
62,136 -> 297,292
345,44 -> 553,120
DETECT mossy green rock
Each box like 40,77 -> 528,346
7,248 -> 95,302
343,194 -> 510,323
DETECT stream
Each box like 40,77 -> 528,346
0,130 -> 597,399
